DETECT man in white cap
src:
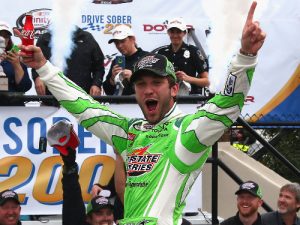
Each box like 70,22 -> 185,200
103,24 -> 148,95
158,17 -> 209,95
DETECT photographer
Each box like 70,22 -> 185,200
0,21 -> 32,105
102,24 -> 148,95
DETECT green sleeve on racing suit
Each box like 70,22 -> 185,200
37,53 -> 257,225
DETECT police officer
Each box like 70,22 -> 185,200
158,17 -> 209,95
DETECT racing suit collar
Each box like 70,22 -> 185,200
156,103 -> 184,125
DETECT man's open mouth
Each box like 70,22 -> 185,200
145,99 -> 158,112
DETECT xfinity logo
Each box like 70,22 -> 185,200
14,8 -> 52,39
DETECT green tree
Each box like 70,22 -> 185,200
256,128 -> 300,183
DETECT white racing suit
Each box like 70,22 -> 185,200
37,53 -> 257,225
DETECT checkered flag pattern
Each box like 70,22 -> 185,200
82,23 -> 103,31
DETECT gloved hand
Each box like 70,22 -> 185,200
47,120 -> 80,173
47,119 -> 79,156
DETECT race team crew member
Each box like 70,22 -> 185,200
20,2 -> 266,224
157,17 -> 209,95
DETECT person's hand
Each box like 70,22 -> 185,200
122,69 -> 132,81
34,77 -> 46,95
90,85 -> 102,96
240,1 -> 266,55
18,45 -> 47,69
91,184 -> 103,197
175,71 -> 190,82
110,65 -> 123,85
4,51 -> 21,67
112,65 -> 122,77
111,64 -> 123,85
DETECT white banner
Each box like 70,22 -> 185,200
0,106 -> 115,215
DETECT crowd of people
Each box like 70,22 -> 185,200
0,12 -> 210,106
1,180 -> 299,225
1,1 -> 299,225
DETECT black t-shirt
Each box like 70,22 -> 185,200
221,212 -> 264,225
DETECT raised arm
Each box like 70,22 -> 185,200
240,1 -> 266,56
19,45 -> 129,151
172,1 -> 266,172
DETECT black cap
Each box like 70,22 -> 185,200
131,53 -> 177,83
86,195 -> 114,215
0,189 -> 20,205
235,181 -> 263,199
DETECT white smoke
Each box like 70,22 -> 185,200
201,0 -> 269,93
49,0 -> 86,71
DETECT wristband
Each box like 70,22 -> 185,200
239,49 -> 257,57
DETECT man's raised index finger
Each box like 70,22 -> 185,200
246,1 -> 257,24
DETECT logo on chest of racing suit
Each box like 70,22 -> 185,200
127,145 -> 161,177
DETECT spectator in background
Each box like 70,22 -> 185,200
221,181 -> 264,225
157,17 -> 209,95
91,154 -> 125,223
262,183 -> 300,225
230,128 -> 256,153
0,189 -> 22,225
0,21 -> 32,106
102,24 -> 148,95
32,26 -> 105,105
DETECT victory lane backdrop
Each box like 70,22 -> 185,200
1,0 -> 300,215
